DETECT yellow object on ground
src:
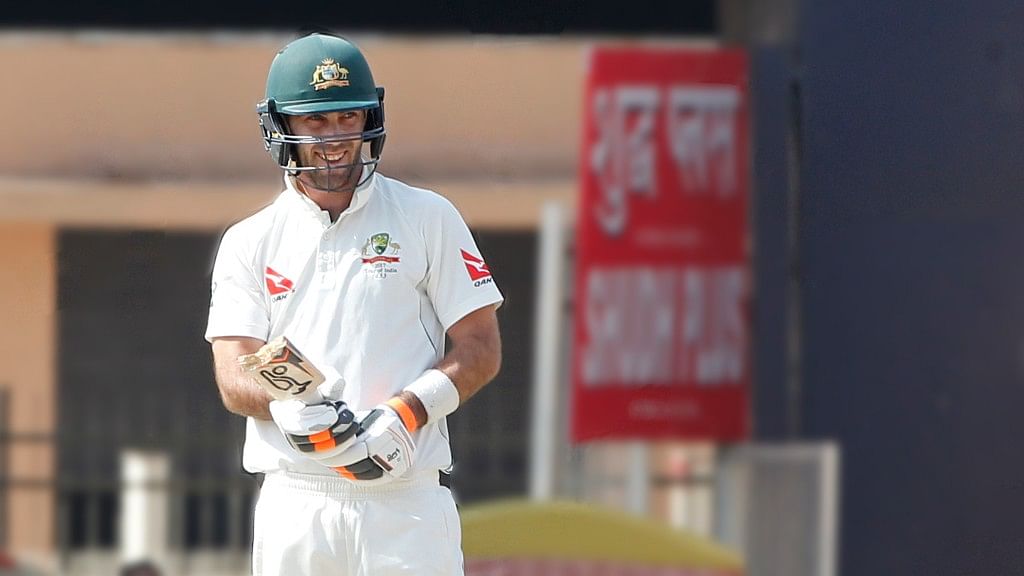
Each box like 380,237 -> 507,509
461,500 -> 743,575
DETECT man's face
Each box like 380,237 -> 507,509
286,110 -> 367,192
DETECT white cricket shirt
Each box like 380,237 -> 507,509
205,171 -> 504,476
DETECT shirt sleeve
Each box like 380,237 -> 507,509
424,198 -> 505,331
205,227 -> 270,342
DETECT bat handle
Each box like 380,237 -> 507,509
274,371 -> 345,405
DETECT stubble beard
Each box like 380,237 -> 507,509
305,163 -> 361,193
297,142 -> 364,193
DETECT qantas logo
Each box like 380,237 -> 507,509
265,266 -> 294,296
461,249 -> 492,284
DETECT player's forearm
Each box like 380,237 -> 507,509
389,305 -> 502,429
435,329 -> 502,405
211,337 -> 274,420
215,366 -> 274,420
389,333 -> 500,431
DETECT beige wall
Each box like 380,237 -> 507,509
0,224 -> 55,553
0,33 -> 592,231
0,176 -> 575,231
0,33 -> 583,182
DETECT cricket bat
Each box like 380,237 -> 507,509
237,336 -> 326,403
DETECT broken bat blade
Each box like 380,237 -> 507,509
237,336 -> 325,403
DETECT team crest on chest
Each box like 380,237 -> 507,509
361,232 -> 401,279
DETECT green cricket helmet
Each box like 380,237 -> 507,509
256,33 -> 386,181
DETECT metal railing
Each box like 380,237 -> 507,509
0,386 -> 258,574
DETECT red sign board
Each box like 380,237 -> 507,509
572,47 -> 751,442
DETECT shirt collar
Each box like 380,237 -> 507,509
283,166 -> 377,225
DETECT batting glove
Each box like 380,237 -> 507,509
324,398 -> 418,484
268,379 -> 361,461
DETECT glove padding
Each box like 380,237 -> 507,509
327,405 -> 416,485
268,380 -> 360,460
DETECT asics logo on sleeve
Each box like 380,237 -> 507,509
461,249 -> 492,281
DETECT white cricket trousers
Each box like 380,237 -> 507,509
252,470 -> 464,576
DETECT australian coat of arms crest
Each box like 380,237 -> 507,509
310,59 -> 350,90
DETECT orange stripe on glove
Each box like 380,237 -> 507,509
386,397 -> 419,432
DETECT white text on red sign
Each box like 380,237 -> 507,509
590,85 -> 741,236
581,264 -> 747,387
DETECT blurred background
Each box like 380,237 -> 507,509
1,0 -> 1023,575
